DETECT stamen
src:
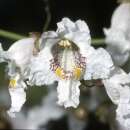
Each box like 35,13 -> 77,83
58,40 -> 71,47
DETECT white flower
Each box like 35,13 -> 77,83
103,67 -> 130,129
28,18 -> 113,108
104,3 -> 130,66
0,37 -> 39,116
7,73 -> 27,118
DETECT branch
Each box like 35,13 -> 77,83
43,0 -> 51,31
0,29 -> 105,45
0,29 -> 26,41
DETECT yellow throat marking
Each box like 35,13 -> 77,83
55,67 -> 65,79
55,67 -> 82,80
9,79 -> 16,88
74,67 -> 82,80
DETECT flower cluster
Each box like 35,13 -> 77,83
0,14 -> 130,129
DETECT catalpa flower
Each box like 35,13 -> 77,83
103,68 -> 130,129
104,3 -> 130,66
0,37 -> 40,116
29,18 -> 113,108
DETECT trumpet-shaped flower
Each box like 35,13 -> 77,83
104,3 -> 130,66
103,68 -> 130,129
0,37 -> 39,116
28,18 -> 113,108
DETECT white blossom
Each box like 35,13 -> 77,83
28,17 -> 113,108
0,38 -> 38,117
103,67 -> 130,129
104,3 -> 130,66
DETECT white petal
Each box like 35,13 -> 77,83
8,38 -> 35,72
103,68 -> 130,105
28,48 -> 58,86
107,46 -> 130,66
56,17 -> 75,35
103,68 -> 130,129
57,80 -> 80,108
40,31 -> 59,50
56,17 -> 91,47
116,103 -> 130,129
84,48 -> 113,80
111,3 -> 130,32
7,60 -> 17,77
8,87 -> 26,117
75,20 -> 90,32
104,3 -> 130,66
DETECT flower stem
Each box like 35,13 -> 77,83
0,29 -> 105,45
92,38 -> 105,45
0,29 -> 26,41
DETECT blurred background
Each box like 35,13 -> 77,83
0,0 -> 120,130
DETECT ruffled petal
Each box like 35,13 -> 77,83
107,46 -> 130,66
57,80 -> 80,108
111,3 -> 130,32
28,48 -> 58,86
56,18 -> 91,48
8,38 -> 35,73
104,3 -> 130,66
103,67 -> 130,129
84,48 -> 113,80
40,31 -> 59,50
116,103 -> 130,129
56,18 -> 75,35
75,20 -> 90,32
7,73 -> 27,117
103,68 -> 130,104
8,87 -> 26,117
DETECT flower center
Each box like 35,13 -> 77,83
50,40 -> 86,80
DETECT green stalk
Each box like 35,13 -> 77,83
0,29 -> 105,45
0,29 -> 26,40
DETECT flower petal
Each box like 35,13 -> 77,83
103,67 -> 130,105
28,49 -> 58,86
56,18 -> 91,48
111,3 -> 130,32
57,79 -> 80,108
104,3 -> 130,66
8,87 -> 26,117
8,38 -> 35,70
103,67 -> 130,129
116,103 -> 130,129
40,31 -> 59,50
56,18 -> 75,35
107,46 -> 130,66
84,48 -> 113,80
